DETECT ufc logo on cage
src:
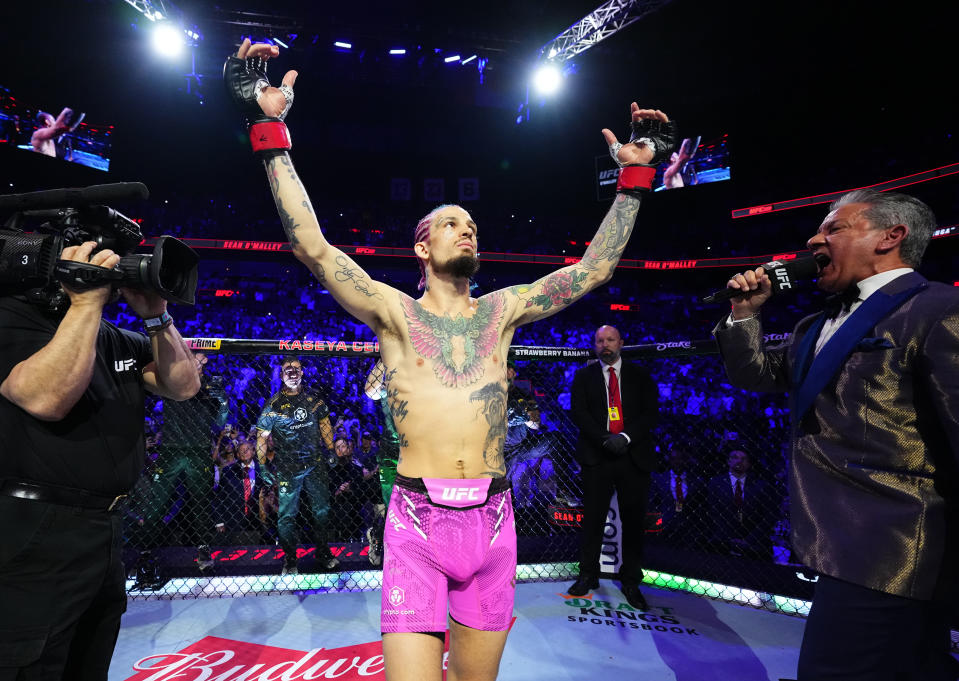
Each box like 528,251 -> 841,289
114,358 -> 136,372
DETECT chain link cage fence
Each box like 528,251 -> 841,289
123,336 -> 813,617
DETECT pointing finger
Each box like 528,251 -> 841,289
601,128 -> 618,145
281,70 -> 298,88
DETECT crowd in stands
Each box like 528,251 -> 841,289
111,190 -> 921,580
106,249 -> 801,578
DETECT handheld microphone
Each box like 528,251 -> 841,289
702,253 -> 828,304
0,182 -> 149,212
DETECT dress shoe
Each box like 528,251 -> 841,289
567,575 -> 599,596
621,583 -> 648,610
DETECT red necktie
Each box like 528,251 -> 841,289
734,479 -> 743,508
243,473 -> 252,515
608,367 -> 623,434
674,476 -> 684,504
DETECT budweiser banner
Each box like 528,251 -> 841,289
125,635 -> 404,680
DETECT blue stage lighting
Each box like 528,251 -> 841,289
462,54 -> 477,65
334,41 -> 352,49
444,55 -> 460,63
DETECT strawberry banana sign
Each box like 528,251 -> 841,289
124,636 -> 401,680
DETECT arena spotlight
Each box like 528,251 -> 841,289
273,37 -> 288,48
462,54 -> 477,65
532,64 -> 562,95
389,48 -> 406,55
334,41 -> 352,49
444,55 -> 460,63
152,22 -> 184,57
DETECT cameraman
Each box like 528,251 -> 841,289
0,241 -> 199,678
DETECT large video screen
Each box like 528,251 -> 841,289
0,85 -> 112,172
595,133 -> 730,200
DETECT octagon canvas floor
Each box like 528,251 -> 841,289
110,579 -> 808,681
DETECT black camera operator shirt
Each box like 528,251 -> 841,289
0,296 -> 152,496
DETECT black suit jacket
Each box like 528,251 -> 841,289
649,470 -> 705,527
216,461 -> 264,529
704,473 -> 777,552
570,359 -> 659,470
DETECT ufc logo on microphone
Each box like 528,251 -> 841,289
440,487 -> 481,501
114,359 -> 136,372
773,266 -> 792,289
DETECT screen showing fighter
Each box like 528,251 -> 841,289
0,85 -> 113,171
595,132 -> 729,199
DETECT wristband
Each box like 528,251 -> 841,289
144,311 -> 173,333
616,164 -> 657,196
249,119 -> 292,156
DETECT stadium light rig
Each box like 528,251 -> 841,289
517,0 -> 674,123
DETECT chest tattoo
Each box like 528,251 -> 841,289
400,293 -> 506,388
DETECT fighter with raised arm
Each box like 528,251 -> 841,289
224,39 -> 675,681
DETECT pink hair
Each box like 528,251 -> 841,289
413,204 -> 456,290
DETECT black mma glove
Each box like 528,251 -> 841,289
602,433 -> 629,456
223,50 -> 293,156
613,118 -> 679,196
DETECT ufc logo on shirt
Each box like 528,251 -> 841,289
114,359 -> 136,372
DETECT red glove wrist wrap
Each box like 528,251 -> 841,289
249,120 -> 291,155
616,165 -> 656,193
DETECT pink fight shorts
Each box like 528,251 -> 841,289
381,475 -> 516,633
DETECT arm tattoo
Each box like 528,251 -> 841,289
401,292 -> 506,388
580,194 -> 641,271
507,195 -> 640,313
332,254 -> 384,300
469,381 -> 507,476
312,262 -> 326,283
264,155 -> 302,249
511,269 -> 590,311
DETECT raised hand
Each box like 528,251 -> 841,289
224,38 -> 298,123
602,103 -> 675,167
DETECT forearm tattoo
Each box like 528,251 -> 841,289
469,381 -> 507,475
264,154 -> 314,249
508,194 -> 640,313
580,193 -> 641,271
401,292 -> 506,388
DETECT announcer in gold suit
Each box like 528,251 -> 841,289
713,189 -> 959,681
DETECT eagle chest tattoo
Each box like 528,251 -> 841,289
401,294 -> 505,388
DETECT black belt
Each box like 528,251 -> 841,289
0,480 -> 127,511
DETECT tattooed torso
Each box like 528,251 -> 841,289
377,290 -> 513,479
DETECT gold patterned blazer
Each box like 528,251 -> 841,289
713,272 -> 959,601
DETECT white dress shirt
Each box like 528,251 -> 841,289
814,268 -> 912,356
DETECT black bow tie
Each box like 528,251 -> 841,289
823,285 -> 861,319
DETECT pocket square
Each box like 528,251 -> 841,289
855,337 -> 895,351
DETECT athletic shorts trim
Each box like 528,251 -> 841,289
381,475 -> 516,633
